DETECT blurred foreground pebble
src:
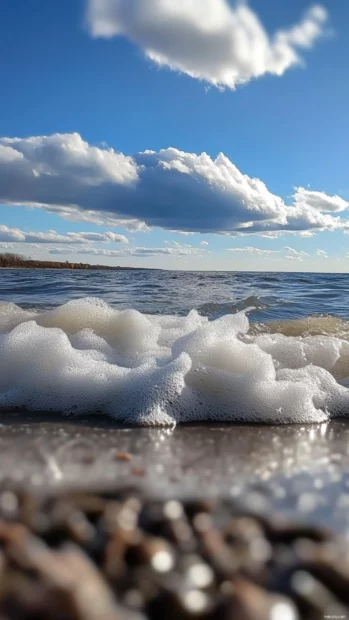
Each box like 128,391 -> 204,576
0,486 -> 348,619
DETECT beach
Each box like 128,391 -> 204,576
2,0 -> 349,613
2,268 -> 349,527
1,413 -> 349,618
2,270 -> 349,616
1,411 -> 349,536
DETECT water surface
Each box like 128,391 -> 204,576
1,268 -> 349,322
1,268 -> 349,425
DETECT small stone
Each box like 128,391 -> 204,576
115,452 -> 133,462
132,467 -> 146,477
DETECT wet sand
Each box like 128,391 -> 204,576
1,412 -> 349,535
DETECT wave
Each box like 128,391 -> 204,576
1,298 -> 349,425
198,295 -> 270,317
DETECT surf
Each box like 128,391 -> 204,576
1,297 -> 349,425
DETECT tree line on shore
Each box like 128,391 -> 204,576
0,252 -> 132,270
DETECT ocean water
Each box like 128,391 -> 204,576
2,268 -> 349,320
1,268 -> 349,425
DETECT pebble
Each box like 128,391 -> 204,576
0,485 -> 347,619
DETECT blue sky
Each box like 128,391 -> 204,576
0,0 -> 349,271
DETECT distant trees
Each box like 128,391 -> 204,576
0,252 -> 25,267
0,252 -> 134,270
0,252 -> 96,269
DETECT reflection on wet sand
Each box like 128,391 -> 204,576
0,413 -> 349,534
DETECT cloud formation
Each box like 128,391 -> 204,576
227,246 -> 279,256
85,0 -> 329,89
285,255 -> 303,262
294,188 -> 349,213
227,245 -> 326,262
284,246 -> 309,260
0,225 -> 128,245
48,243 -> 203,259
1,132 -> 348,238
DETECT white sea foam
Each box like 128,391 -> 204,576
1,298 -> 349,425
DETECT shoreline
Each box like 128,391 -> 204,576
0,266 -> 157,271
0,411 -> 349,534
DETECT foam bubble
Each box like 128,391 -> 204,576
0,298 -> 349,425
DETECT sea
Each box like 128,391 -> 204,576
1,268 -> 349,321
1,268 -> 349,425
3,268 -> 349,533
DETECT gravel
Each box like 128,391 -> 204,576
0,485 -> 348,619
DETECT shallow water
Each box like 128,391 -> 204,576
1,412 -> 349,534
2,269 -> 349,425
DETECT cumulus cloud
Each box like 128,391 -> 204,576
1,132 -> 349,238
200,241 -> 209,246
40,206 -> 150,232
316,248 -> 328,257
294,187 -> 348,213
0,225 -> 128,245
0,226 -> 26,243
85,0 -> 329,89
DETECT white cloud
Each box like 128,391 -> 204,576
0,225 -> 128,245
41,205 -> 150,232
0,226 -> 26,243
49,243 -> 204,258
284,246 -> 309,259
294,187 -> 349,213
67,231 -> 128,243
200,240 -> 209,246
1,132 -> 349,238
227,245 -> 333,263
256,231 -> 283,239
285,255 -> 303,261
316,248 -> 328,257
298,231 -> 316,238
168,230 -> 195,236
227,245 -> 315,262
85,1 -> 329,90
227,246 -> 279,256
0,243 -> 14,250
252,230 -> 317,239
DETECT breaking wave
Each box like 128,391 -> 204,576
1,298 -> 349,425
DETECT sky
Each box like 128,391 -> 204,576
0,0 -> 349,272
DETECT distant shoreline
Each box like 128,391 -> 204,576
0,254 -> 153,270
0,265 -> 149,270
